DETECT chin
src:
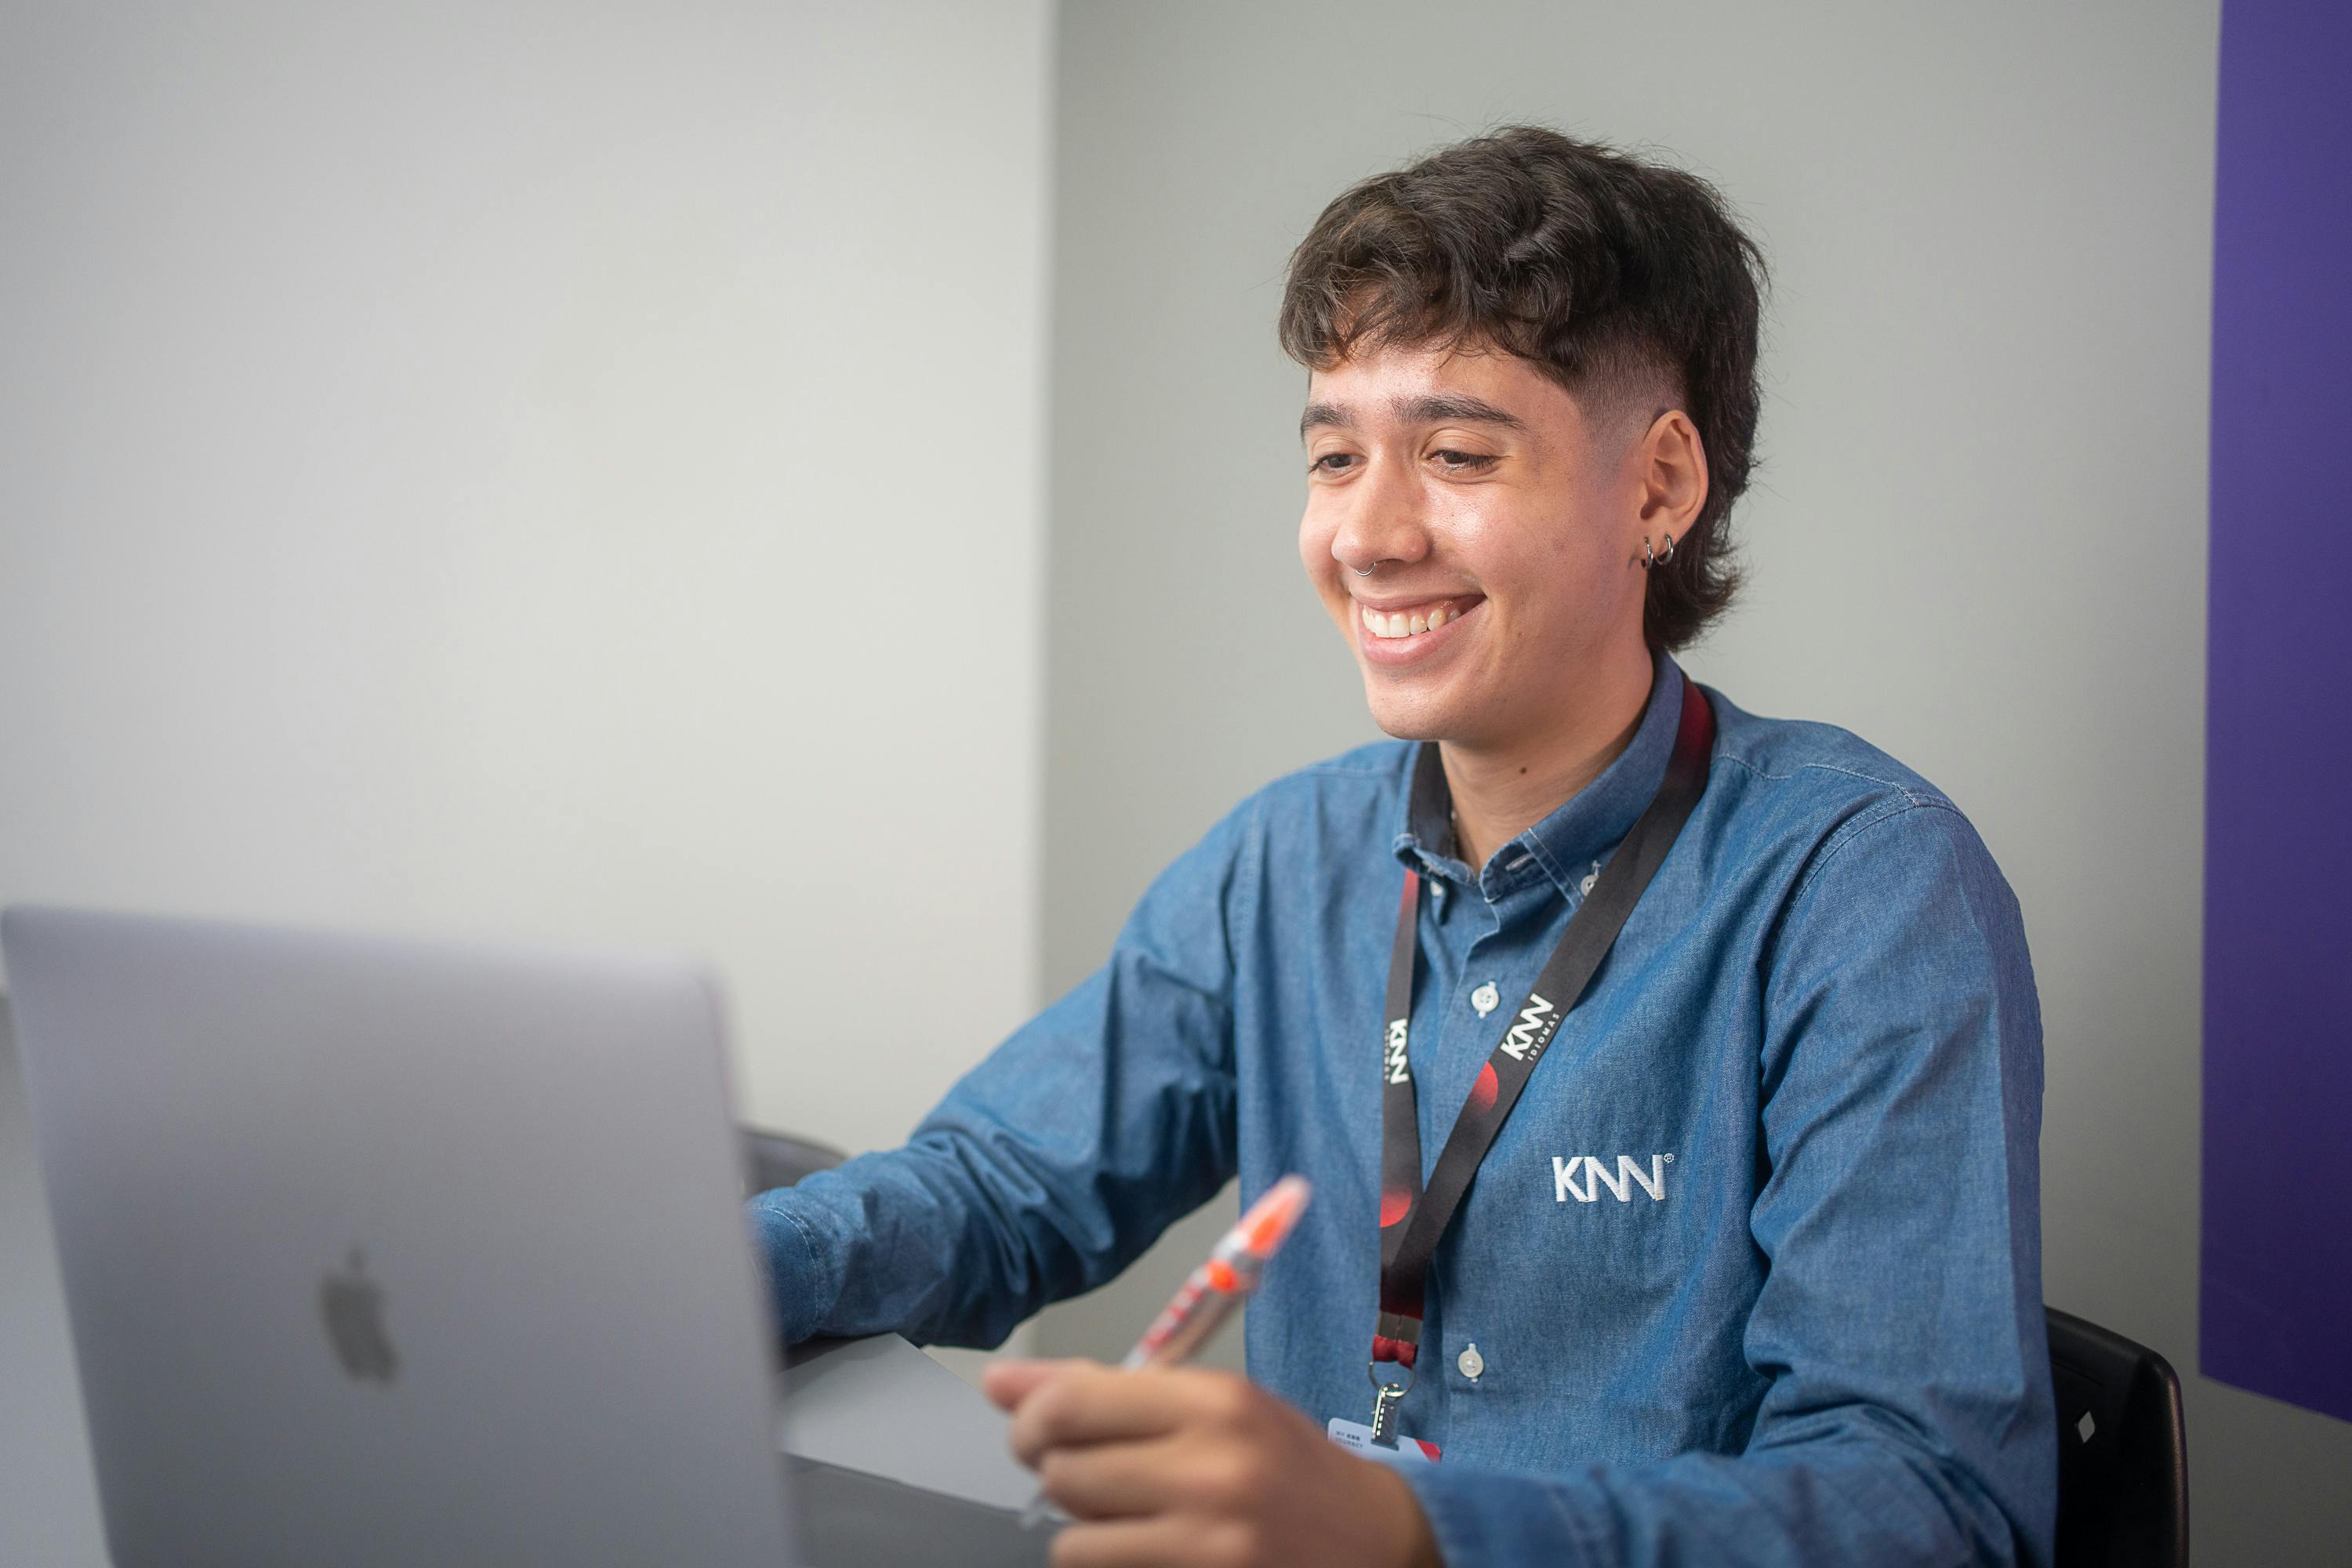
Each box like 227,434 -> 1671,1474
1359,678 -> 1468,744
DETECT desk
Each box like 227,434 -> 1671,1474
779,1334 -> 1049,1566
0,996 -> 109,1566
780,1332 -> 1034,1509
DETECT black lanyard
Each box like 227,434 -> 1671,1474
1367,679 -> 1715,1439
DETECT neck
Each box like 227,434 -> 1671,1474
1440,650 -> 1657,873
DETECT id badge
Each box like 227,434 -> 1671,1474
1327,1417 -> 1441,1467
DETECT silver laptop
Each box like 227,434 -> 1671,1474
1,905 -> 1044,1567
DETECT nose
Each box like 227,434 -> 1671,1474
1330,452 -> 1432,576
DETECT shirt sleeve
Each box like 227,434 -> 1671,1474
1400,800 -> 2057,1567
745,798 -> 1253,1350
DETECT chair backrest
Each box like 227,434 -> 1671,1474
2046,1305 -> 2189,1567
741,1126 -> 846,1196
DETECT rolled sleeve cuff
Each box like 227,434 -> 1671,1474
746,1189 -> 826,1345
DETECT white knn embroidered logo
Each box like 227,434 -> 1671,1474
1384,1019 -> 1410,1085
1553,1154 -> 1671,1203
1497,993 -> 1558,1062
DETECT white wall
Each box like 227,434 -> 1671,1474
0,0 -> 1050,1156
1033,2 -> 2352,1559
0,5 -> 1048,1554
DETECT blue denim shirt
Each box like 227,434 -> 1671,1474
752,658 -> 2056,1566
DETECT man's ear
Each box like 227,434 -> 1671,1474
1635,410 -> 1709,539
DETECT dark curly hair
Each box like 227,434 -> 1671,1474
1278,127 -> 1766,653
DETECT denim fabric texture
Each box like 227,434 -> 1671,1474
750,657 -> 2056,1566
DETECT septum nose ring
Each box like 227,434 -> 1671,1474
1352,563 -> 1379,577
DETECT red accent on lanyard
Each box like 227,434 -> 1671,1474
1371,681 -> 1715,1370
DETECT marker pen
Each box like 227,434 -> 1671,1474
1121,1174 -> 1312,1369
1021,1174 -> 1312,1529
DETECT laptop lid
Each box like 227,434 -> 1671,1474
1,905 -> 797,1567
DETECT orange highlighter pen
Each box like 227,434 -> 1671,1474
1121,1174 -> 1312,1369
1022,1174 -> 1312,1529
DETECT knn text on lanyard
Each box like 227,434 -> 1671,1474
1367,679 -> 1715,1443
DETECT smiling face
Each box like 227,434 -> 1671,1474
1298,341 -> 1681,753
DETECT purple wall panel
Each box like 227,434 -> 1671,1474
2201,0 -> 2352,1425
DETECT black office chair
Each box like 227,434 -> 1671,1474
741,1125 -> 847,1196
2047,1305 -> 2189,1567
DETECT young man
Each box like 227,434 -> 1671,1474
752,128 -> 2054,1566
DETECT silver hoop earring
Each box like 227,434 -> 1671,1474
1642,533 -> 1677,570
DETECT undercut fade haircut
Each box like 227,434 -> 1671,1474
1279,126 -> 1766,653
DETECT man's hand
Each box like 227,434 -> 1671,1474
982,1359 -> 1443,1568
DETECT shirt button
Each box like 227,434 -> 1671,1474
1457,1343 -> 1485,1381
1580,870 -> 1599,896
1470,982 -> 1499,1017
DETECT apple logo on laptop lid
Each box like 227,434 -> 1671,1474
320,1248 -> 400,1385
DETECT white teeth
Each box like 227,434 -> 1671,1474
1362,602 -> 1463,639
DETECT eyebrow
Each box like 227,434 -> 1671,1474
1298,393 -> 1530,440
1299,401 -> 1350,437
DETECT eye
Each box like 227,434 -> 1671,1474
1431,449 -> 1497,473
1309,452 -> 1360,475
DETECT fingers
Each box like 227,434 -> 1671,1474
982,1356 -> 1085,1412
1035,1433 -> 1185,1519
1000,1370 -> 1425,1568
1049,1516 -> 1250,1568
1001,1363 -> 1222,1469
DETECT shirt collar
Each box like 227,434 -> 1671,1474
1392,655 -> 1687,901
